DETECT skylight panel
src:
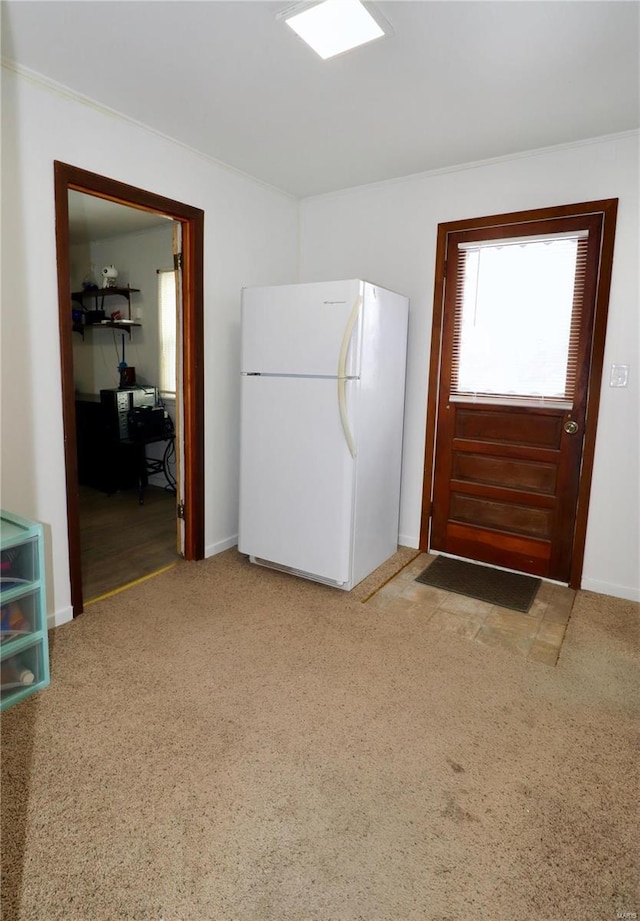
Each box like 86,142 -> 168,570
282,0 -> 387,60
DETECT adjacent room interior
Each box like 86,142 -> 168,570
67,192 -> 180,601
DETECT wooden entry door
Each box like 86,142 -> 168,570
422,201 -> 618,587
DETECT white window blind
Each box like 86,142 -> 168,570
158,269 -> 176,397
450,230 -> 589,404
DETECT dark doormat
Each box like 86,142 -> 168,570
416,556 -> 541,613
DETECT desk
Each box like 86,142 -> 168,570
119,434 -> 176,504
75,399 -> 175,500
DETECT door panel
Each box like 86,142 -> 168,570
445,522 -> 551,575
425,202 -> 618,585
451,454 -> 557,494
454,408 -> 564,447
449,495 -> 553,538
432,402 -> 575,579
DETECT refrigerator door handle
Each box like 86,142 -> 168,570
337,294 -> 362,458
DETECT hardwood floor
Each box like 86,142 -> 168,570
79,485 -> 179,602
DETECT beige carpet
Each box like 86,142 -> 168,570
1,548 -> 638,921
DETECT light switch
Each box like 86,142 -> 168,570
609,364 -> 629,388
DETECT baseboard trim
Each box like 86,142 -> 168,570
51,605 -> 73,628
580,578 -> 640,603
398,534 -> 419,550
205,535 -> 238,558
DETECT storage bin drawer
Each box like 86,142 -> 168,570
1,642 -> 47,703
1,591 -> 38,642
0,511 -> 49,711
1,535 -> 39,593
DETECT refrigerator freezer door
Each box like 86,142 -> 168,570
241,280 -> 363,377
238,375 -> 357,585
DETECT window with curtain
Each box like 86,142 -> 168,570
451,230 -> 589,404
157,269 -> 176,397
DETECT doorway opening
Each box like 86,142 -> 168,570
69,192 -> 180,602
420,199 -> 618,589
54,162 -> 205,616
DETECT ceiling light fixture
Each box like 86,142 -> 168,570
279,0 -> 389,60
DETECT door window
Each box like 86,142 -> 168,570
451,231 -> 589,405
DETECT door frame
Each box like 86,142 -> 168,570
419,199 -> 618,589
54,161 -> 205,616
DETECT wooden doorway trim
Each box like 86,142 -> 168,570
54,161 -> 205,616
419,199 -> 618,589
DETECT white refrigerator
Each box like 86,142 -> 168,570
238,279 -> 409,590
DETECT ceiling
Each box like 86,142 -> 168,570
67,190 -> 172,245
3,1 -> 639,199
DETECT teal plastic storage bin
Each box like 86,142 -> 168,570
1,510 -> 50,710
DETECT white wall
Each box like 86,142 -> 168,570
69,241 -> 92,290
299,133 -> 640,601
1,66 -> 298,625
2,64 -> 636,620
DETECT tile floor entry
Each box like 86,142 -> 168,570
365,553 -> 575,666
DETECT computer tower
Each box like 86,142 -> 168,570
100,387 -> 159,441
126,405 -> 166,441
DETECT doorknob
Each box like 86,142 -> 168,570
564,420 -> 579,434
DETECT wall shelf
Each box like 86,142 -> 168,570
72,285 -> 140,305
73,321 -> 142,337
72,286 -> 141,338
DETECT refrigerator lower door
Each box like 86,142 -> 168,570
239,375 -> 357,587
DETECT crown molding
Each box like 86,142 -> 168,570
1,58 -> 297,201
302,129 -> 640,203
4,57 -> 637,205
